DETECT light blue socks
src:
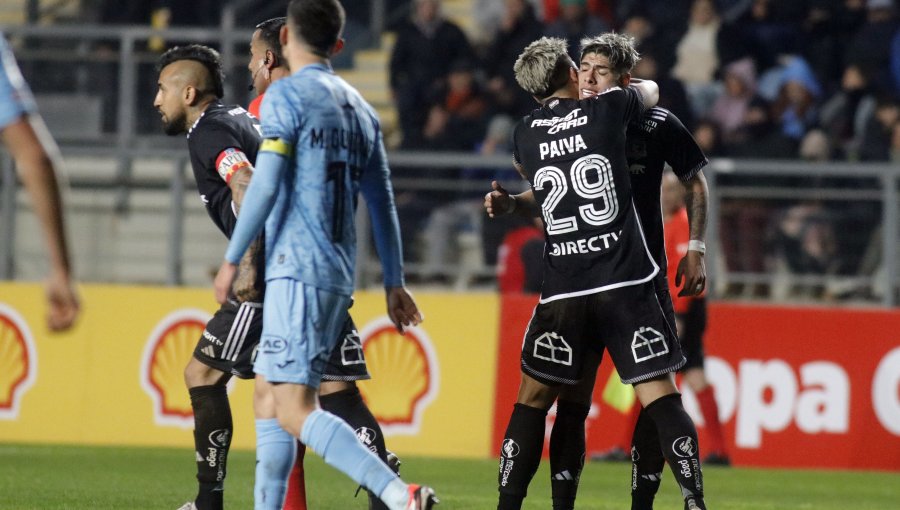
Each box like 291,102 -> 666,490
300,409 -> 407,508
254,418 -> 297,510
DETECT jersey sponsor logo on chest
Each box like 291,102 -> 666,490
549,229 -> 623,256
539,134 -> 587,160
531,108 -> 588,134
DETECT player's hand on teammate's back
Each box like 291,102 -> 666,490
675,250 -> 706,297
45,272 -> 79,331
213,261 -> 238,304
386,287 -> 423,334
484,180 -> 513,218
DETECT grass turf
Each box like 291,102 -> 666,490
0,443 -> 897,509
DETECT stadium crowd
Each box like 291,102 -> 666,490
386,0 -> 898,299
20,0 -> 899,300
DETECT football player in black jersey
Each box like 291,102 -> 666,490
485,34 -> 708,510
155,42 -> 404,510
539,36 -> 713,510
155,44 -> 265,510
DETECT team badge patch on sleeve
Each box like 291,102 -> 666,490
215,148 -> 252,184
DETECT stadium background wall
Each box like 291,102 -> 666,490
0,283 -> 499,459
2,283 -> 899,470
492,295 -> 900,471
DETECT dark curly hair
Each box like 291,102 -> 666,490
157,44 -> 225,99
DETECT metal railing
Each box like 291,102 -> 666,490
2,147 -> 897,305
0,20 -> 896,305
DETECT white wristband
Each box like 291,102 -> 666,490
688,240 -> 706,254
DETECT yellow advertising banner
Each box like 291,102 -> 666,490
0,283 -> 499,458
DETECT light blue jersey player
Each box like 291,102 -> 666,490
213,2 -> 436,510
0,34 -> 79,331
0,35 -> 36,127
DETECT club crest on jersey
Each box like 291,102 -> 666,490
631,326 -> 668,363
534,332 -> 573,366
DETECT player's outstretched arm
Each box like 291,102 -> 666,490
2,116 -> 79,330
215,148 -> 287,303
676,171 -> 709,297
484,180 -> 540,219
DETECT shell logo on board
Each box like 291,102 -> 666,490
140,309 -> 211,428
0,303 -> 37,420
357,317 -> 440,436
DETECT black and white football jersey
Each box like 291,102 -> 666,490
187,102 -> 261,238
627,107 -> 708,269
186,102 -> 264,294
512,86 -> 658,303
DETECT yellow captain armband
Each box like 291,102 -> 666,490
261,138 -> 294,157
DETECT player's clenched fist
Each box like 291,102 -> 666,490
484,180 -> 516,218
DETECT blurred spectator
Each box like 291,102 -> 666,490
483,0 -> 545,118
543,0 -> 610,56
708,57 -> 757,146
474,0 -> 543,44
692,119 -> 724,157
717,0 -> 808,81
800,0 -> 860,95
673,0 -> 722,118
845,0 -> 898,94
771,56 -> 822,145
632,46 -> 695,130
818,64 -> 877,160
771,201 -> 840,300
390,0 -> 475,149
618,0 -> 692,75
858,96 -> 900,161
418,115 -> 518,283
421,59 -> 490,151
542,0 -> 614,24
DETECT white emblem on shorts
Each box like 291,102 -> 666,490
631,327 -> 668,363
534,332 -> 573,366
341,331 -> 365,365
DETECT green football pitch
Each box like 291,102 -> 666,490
0,444 -> 897,509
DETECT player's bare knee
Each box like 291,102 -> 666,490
183,356 -> 226,388
516,373 -> 560,410
319,380 -> 354,396
634,374 -> 679,407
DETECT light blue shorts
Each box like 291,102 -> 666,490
254,278 -> 352,387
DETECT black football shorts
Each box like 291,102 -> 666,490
321,315 -> 371,382
677,298 -> 707,371
195,300 -> 262,379
521,280 -> 685,385
195,301 -> 369,381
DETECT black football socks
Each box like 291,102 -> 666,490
549,400 -> 590,510
498,403 -> 548,510
319,386 -> 389,510
631,408 -> 665,510
644,393 -> 707,510
189,384 -> 233,510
